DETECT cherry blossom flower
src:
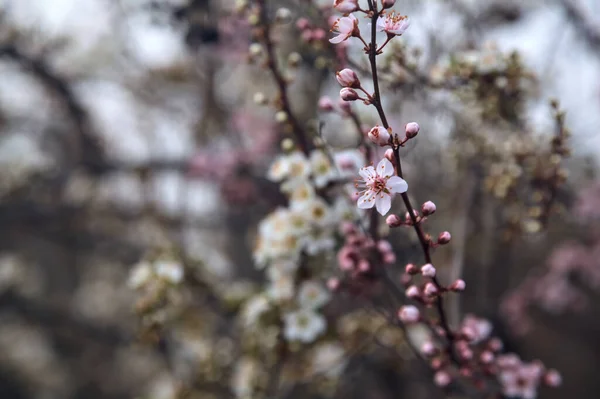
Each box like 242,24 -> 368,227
329,14 -> 359,44
376,12 -> 410,37
284,309 -> 326,342
355,158 -> 408,215
333,0 -> 359,14
298,281 -> 330,309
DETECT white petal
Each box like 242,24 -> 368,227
375,193 -> 392,215
338,16 -> 354,31
329,34 -> 346,44
357,191 -> 375,209
377,158 -> 394,177
387,176 -> 408,193
376,16 -> 386,32
358,166 -> 375,181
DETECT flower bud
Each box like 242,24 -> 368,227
318,96 -> 335,112
333,0 -> 359,14
275,8 -> 292,24
424,282 -> 438,297
437,231 -> 452,245
398,305 -> 420,323
405,285 -> 420,298
405,263 -> 419,275
405,122 -> 420,138
384,148 -> 395,163
421,341 -> 437,356
434,370 -> 451,387
421,201 -> 436,216
544,369 -> 562,387
253,92 -> 267,105
340,88 -> 359,101
385,214 -> 402,227
358,259 -> 370,272
382,0 -> 396,9
327,277 -> 341,291
450,279 -> 466,292
421,263 -> 436,277
368,125 -> 391,146
275,111 -> 288,123
383,252 -> 396,264
336,68 -> 360,88
296,17 -> 311,30
249,43 -> 263,57
480,351 -> 494,364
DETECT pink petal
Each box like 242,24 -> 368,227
375,193 -> 392,215
376,16 -> 386,32
358,166 -> 375,181
329,34 -> 346,44
387,176 -> 408,193
357,191 -> 376,209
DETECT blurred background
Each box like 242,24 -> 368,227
0,0 -> 599,398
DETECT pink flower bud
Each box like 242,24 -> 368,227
544,369 -> 562,387
384,148 -> 395,163
312,28 -> 326,41
340,221 -> 357,235
336,68 -> 360,88
405,122 -> 420,138
437,231 -> 452,245
450,279 -> 466,292
480,351 -> 494,364
421,200 -> 436,216
327,277 -> 340,291
488,338 -> 503,352
385,214 -> 402,227
405,263 -> 419,275
382,0 -> 396,9
377,240 -> 392,253
398,305 -> 420,323
400,273 -> 412,286
461,326 -> 476,342
405,285 -> 420,298
368,125 -> 391,146
421,341 -> 437,356
431,358 -> 444,370
383,252 -> 396,264
459,367 -> 472,378
340,88 -> 359,101
434,371 -> 451,387
296,18 -> 311,30
333,0 -> 359,14
421,263 -> 436,278
318,96 -> 335,112
424,282 -> 438,297
358,259 -> 370,272
460,348 -> 474,360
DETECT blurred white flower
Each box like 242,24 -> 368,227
309,150 -> 337,188
242,295 -> 272,326
127,261 -> 153,289
267,275 -> 295,302
311,342 -> 347,378
154,260 -> 184,284
298,281 -> 330,309
267,151 -> 310,182
284,309 -> 326,343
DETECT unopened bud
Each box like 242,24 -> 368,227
318,96 -> 335,112
480,351 -> 494,364
358,259 -> 370,272
340,88 -> 359,101
382,0 -> 396,9
421,341 -> 437,356
405,122 -> 420,138
296,17 -> 310,30
253,92 -> 267,105
249,43 -> 263,57
405,263 -> 419,275
336,68 -> 361,88
368,125 -> 391,146
384,148 -> 395,163
424,282 -> 438,297
437,231 -> 451,244
544,369 -> 562,387
275,111 -> 288,123
405,285 -> 420,298
386,214 -> 402,227
421,263 -> 436,277
327,277 -> 340,291
333,0 -> 359,14
421,201 -> 436,216
450,279 -> 466,292
434,371 -> 451,387
398,305 -> 420,323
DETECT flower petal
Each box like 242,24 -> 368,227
357,191 -> 376,209
377,158 -> 394,177
358,165 -> 375,181
387,176 -> 408,193
329,34 -> 346,44
375,193 -> 392,215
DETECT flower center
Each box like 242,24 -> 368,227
368,176 -> 388,194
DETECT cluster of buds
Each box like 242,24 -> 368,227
336,222 -> 396,279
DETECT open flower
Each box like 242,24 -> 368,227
333,0 -> 359,14
284,309 -> 326,342
329,14 -> 359,44
355,158 -> 408,215
376,12 -> 410,37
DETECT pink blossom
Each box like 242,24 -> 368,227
405,285 -> 420,298
340,87 -> 359,101
421,200 -> 436,215
376,12 -> 410,37
398,305 -> 420,323
329,14 -> 359,44
333,0 -> 359,14
434,371 -> 451,387
355,158 -> 408,215
336,68 -> 361,88
405,121 -> 420,138
421,263 -> 436,277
